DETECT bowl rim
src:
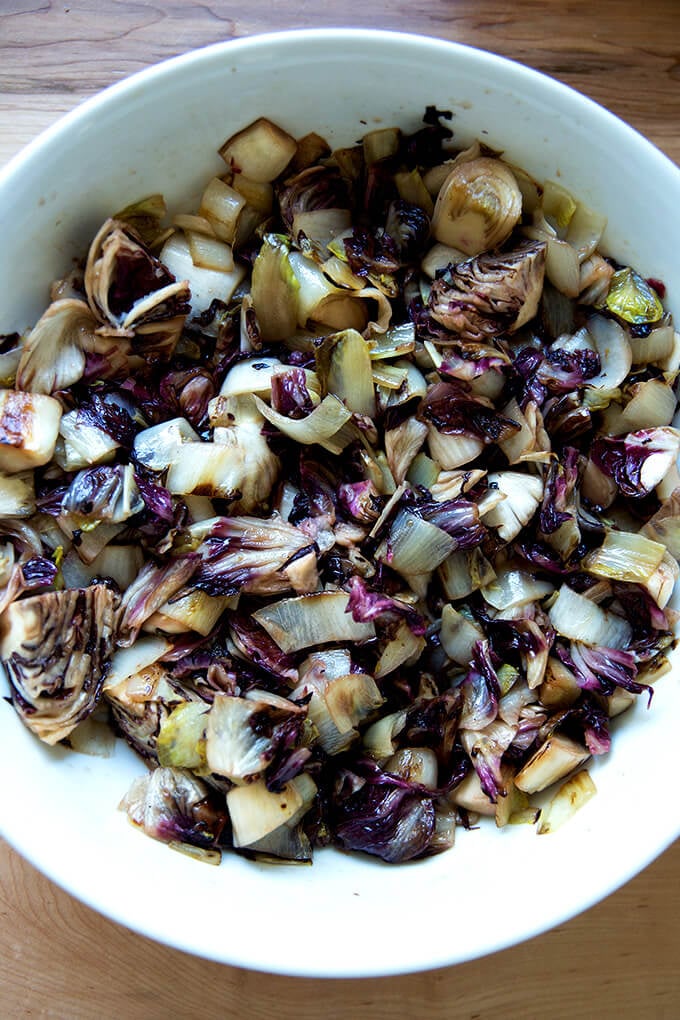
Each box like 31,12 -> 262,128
3,26 -> 680,190
1,27 -> 680,978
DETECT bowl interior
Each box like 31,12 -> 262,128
1,29 -> 679,978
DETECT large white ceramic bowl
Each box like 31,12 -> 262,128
1,28 -> 679,978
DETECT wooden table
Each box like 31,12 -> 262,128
1,3 -> 679,1016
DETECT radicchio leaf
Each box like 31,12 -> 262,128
384,200 -> 430,263
118,555 -> 199,645
542,391 -> 593,444
591,429 -> 680,498
612,582 -> 671,637
439,346 -> 509,385
21,556 -> 58,589
194,515 -> 318,597
331,760 -> 436,863
538,446 -> 580,535
270,368 -> 315,419
77,391 -> 138,448
228,614 -> 298,684
346,575 -> 427,636
278,165 -> 349,233
419,380 -> 521,442
121,767 -> 227,849
459,640 -> 501,730
515,538 -> 581,575
537,346 -> 601,392
428,242 -> 546,342
3,584 -> 119,745
511,346 -> 547,408
559,641 -> 652,702
159,367 -> 215,429
135,472 -> 177,523
344,225 -> 401,279
460,720 -> 515,801
85,220 -> 189,326
338,480 -> 381,523
576,698 -> 611,756
401,690 -> 462,768
406,493 -> 487,548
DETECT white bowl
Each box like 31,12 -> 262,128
1,28 -> 679,978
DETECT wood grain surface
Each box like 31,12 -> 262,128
1,2 -> 679,1017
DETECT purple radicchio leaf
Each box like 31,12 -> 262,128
459,640 -> 501,730
161,632 -> 232,677
515,538 -> 581,575
160,634 -> 264,697
512,703 -> 548,753
539,446 -> 580,534
192,516 -> 317,597
409,296 -> 460,345
159,367 -> 215,429
611,582 -> 671,637
134,471 -> 177,523
427,242 -> 545,343
406,493 -> 486,549
331,761 -> 436,863
439,348 -> 509,386
591,429 -> 680,498
278,165 -> 349,234
536,347 -> 601,393
346,575 -> 427,636
105,227 -> 188,321
118,554 -> 199,645
270,368 -> 315,419
120,376 -> 176,426
461,720 -> 516,801
21,556 -> 58,589
254,702 -> 312,793
337,480 -> 382,523
35,483 -> 70,517
549,695 -> 611,756
560,641 -> 653,703
288,457 -> 337,524
124,769 -> 228,850
542,391 -> 593,444
266,746 -> 313,792
82,350 -> 127,384
402,690 -> 463,769
77,392 -> 138,448
418,380 -> 521,443
473,608 -> 554,669
576,698 -> 611,756
511,347 -> 547,408
228,614 -> 298,684
344,225 -> 401,278
384,200 -> 431,263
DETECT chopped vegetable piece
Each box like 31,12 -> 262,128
432,157 -> 522,255
253,592 -> 375,653
219,117 -> 297,182
606,267 -> 664,324
0,390 -> 61,473
514,735 -> 590,794
537,770 -> 596,834
227,774 -> 317,848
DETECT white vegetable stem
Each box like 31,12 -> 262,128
253,592 -> 375,653
548,584 -> 632,648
